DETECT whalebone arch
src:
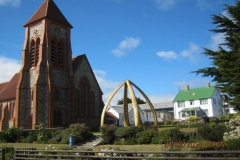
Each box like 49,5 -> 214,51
101,80 -> 158,127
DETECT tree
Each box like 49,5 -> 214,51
192,1 -> 240,110
117,97 -> 146,105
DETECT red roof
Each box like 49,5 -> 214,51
0,73 -> 19,101
105,112 -> 118,119
24,0 -> 72,28
0,82 -> 8,93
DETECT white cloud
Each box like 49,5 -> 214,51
196,0 -> 211,11
148,94 -> 175,103
111,49 -> 125,57
111,37 -> 141,57
180,42 -> 201,62
0,0 -> 20,7
0,56 -> 21,83
156,51 -> 178,60
156,42 -> 201,62
155,0 -> 176,10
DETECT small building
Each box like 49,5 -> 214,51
173,83 -> 223,120
105,102 -> 173,126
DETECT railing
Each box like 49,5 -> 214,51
0,149 -> 2,159
14,149 -> 240,159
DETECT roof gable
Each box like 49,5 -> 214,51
72,54 -> 103,94
173,86 -> 215,102
0,82 -> 8,93
24,0 -> 72,27
0,73 -> 19,101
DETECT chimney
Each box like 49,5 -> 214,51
206,82 -> 210,88
185,85 -> 189,90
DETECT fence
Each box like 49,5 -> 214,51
0,149 -> 2,159
13,149 -> 240,160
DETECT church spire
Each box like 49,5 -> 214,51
24,0 -> 72,28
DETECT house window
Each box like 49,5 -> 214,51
213,98 -> 216,104
178,102 -> 185,108
218,100 -> 221,105
200,99 -> 208,105
219,109 -> 223,115
202,109 -> 208,116
190,101 -> 194,105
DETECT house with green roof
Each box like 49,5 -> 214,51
173,83 -> 224,120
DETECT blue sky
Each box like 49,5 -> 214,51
0,0 -> 236,105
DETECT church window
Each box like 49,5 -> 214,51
79,77 -> 90,117
76,90 -> 79,117
54,109 -> 63,126
35,38 -> 40,65
57,42 -> 63,67
51,39 -> 64,69
85,84 -> 89,116
89,91 -> 95,117
80,84 -> 85,116
30,38 -> 40,68
30,40 -> 36,68
54,89 -> 60,101
51,40 -> 56,66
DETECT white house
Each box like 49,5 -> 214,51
105,102 -> 173,126
173,83 -> 224,120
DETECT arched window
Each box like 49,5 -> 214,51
89,92 -> 95,117
57,42 -> 63,67
54,109 -> 63,126
58,110 -> 63,126
85,84 -> 89,116
54,89 -> 60,101
76,90 -> 79,117
35,38 -> 40,65
79,77 -> 90,117
30,38 -> 40,68
30,40 -> 36,68
51,39 -> 56,66
51,38 -> 64,69
80,84 -> 85,116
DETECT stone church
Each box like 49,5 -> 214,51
0,0 -> 104,131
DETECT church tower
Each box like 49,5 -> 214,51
16,0 -> 75,129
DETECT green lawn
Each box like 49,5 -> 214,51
158,126 -> 197,133
0,143 -> 70,150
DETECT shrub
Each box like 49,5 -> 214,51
209,117 -> 220,122
223,116 -> 240,140
225,139 -> 240,150
4,127 -> 23,142
115,126 -> 143,138
122,137 -> 138,145
136,129 -> 158,144
197,123 -> 226,141
21,131 -> 37,143
186,116 -> 198,122
159,128 -> 185,144
68,123 -> 93,143
100,124 -> 118,144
